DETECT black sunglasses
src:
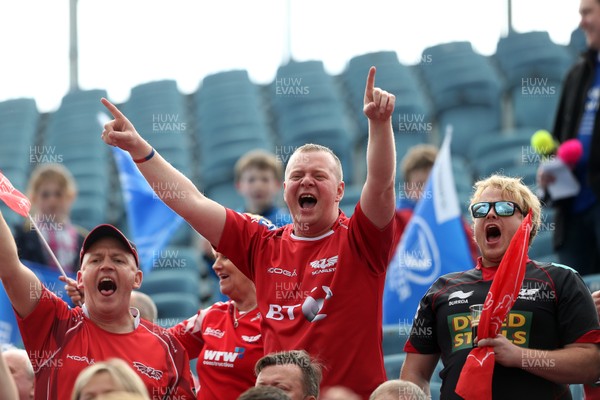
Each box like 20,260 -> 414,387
471,201 -> 523,218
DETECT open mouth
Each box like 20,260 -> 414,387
299,194 -> 317,209
97,277 -> 117,296
486,225 -> 501,243
218,274 -> 229,281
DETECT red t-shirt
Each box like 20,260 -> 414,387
217,203 -> 400,399
17,287 -> 195,400
169,301 -> 263,400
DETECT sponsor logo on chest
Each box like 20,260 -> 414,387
133,361 -> 163,380
242,334 -> 261,343
310,256 -> 338,275
203,347 -> 246,367
447,290 -> 474,306
204,327 -> 225,338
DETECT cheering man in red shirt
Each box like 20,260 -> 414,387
100,67 -> 400,399
0,217 -> 195,400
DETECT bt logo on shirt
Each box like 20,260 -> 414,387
266,286 -> 333,322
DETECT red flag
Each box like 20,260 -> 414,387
455,212 -> 532,399
0,172 -> 31,217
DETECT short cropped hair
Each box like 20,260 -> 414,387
255,350 -> 322,398
285,143 -> 343,182
3,348 -> 34,382
400,144 -> 437,182
235,149 -> 284,183
71,358 -> 150,400
369,379 -> 427,400
238,386 -> 291,400
470,175 -> 541,243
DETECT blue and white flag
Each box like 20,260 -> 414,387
383,130 -> 473,325
0,260 -> 76,346
111,147 -> 184,273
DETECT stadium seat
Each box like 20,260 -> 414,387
150,246 -> 202,272
201,69 -> 253,88
383,353 -> 406,379
140,270 -> 199,296
0,98 -> 39,228
152,292 -> 200,322
495,31 -> 572,129
205,182 -> 245,210
339,185 -> 362,217
438,106 -> 502,158
430,380 -> 442,400
124,80 -> 192,177
569,28 -> 586,56
269,60 -> 356,183
382,325 -> 403,356
582,274 -> 600,293
496,32 -> 572,85
529,229 -> 554,261
511,85 -> 562,131
194,70 -> 274,195
43,90 -> 112,230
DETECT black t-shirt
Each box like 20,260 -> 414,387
406,260 -> 600,399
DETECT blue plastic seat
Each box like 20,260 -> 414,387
383,353 -> 406,379
582,274 -> 600,293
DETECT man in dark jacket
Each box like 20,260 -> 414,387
539,0 -> 600,276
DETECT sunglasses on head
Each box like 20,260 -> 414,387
470,201 -> 523,218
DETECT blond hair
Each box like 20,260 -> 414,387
470,175 -> 541,243
285,143 -> 343,182
370,379 -> 427,400
234,149 -> 284,183
71,359 -> 150,400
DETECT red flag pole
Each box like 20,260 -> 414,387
27,213 -> 68,278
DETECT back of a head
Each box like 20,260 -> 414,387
2,348 -> 33,378
370,380 -> 427,400
2,348 -> 34,400
130,291 -> 158,322
71,358 -> 150,400
238,386 -> 291,400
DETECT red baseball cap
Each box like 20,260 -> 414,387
79,224 -> 139,267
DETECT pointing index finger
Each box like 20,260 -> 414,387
365,66 -> 376,96
101,97 -> 126,120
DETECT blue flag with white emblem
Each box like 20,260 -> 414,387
383,130 -> 473,325
111,147 -> 184,273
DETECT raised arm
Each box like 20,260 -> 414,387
360,67 -> 396,228
101,98 -> 226,247
0,212 -> 43,318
